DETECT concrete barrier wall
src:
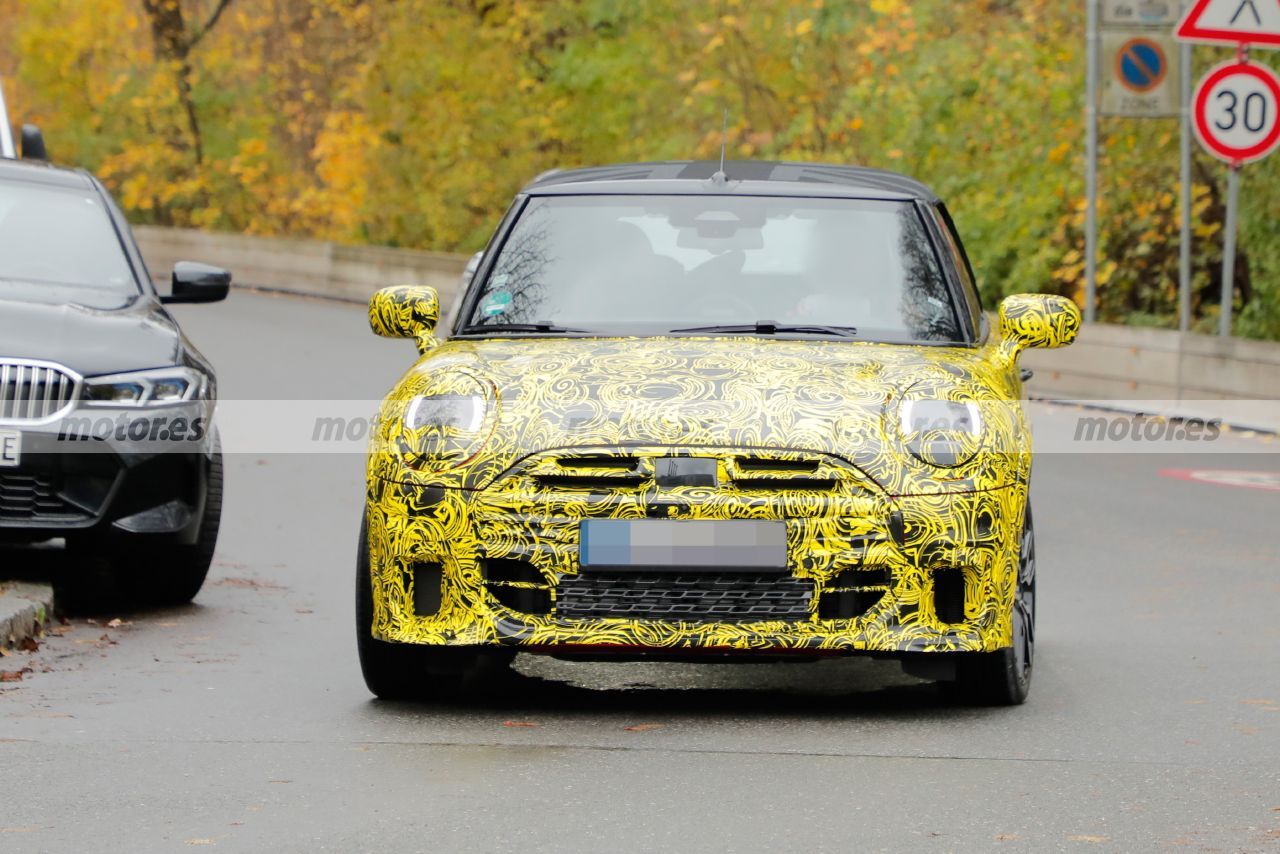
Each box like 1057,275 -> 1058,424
1021,323 -> 1280,402
134,225 -> 1280,427
134,225 -> 470,305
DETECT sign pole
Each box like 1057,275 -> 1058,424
1085,0 -> 1100,323
1178,33 -> 1193,332
0,77 -> 15,159
1220,162 -> 1240,337
1176,3 -> 1280,339
1219,41 -> 1251,340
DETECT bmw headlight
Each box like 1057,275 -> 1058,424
83,367 -> 206,406
393,371 -> 495,471
898,397 -> 983,468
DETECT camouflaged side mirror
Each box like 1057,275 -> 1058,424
998,294 -> 1081,360
369,285 -> 440,353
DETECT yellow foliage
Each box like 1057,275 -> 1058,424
2,0 -> 1277,336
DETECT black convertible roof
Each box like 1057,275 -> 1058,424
523,160 -> 939,202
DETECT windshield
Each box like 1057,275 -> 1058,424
463,194 -> 962,342
0,181 -> 137,292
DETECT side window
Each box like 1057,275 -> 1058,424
452,197 -> 526,334
931,204 -> 983,336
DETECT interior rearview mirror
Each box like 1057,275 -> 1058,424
369,285 -> 440,353
161,261 -> 231,305
997,294 -> 1081,361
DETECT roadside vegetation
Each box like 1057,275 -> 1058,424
3,0 -> 1277,339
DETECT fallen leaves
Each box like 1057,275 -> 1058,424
72,634 -> 117,649
17,636 -> 38,652
622,723 -> 664,732
214,577 -> 285,590
502,720 -> 539,728
1067,835 -> 1110,843
0,667 -> 32,682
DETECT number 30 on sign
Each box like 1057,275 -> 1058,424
1193,60 -> 1280,164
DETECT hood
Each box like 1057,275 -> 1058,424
378,336 -> 1019,492
0,290 -> 181,376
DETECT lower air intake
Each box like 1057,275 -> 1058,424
556,572 -> 814,623
933,567 -> 967,624
483,559 -> 552,616
0,473 -> 87,522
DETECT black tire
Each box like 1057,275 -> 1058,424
946,502 -> 1035,706
127,444 -> 223,607
51,548 -> 124,616
355,515 -> 509,700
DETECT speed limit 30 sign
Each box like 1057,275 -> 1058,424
1193,60 -> 1280,163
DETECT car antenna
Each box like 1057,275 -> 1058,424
711,108 -> 728,186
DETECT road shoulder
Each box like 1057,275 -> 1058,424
1,581 -> 54,651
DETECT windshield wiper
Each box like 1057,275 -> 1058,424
459,321 -> 590,335
669,321 -> 858,338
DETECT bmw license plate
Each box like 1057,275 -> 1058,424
579,519 -> 787,572
0,429 -> 20,467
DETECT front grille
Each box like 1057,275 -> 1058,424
0,473 -> 87,522
521,450 -> 847,493
730,455 -> 837,489
533,455 -> 648,490
556,572 -> 814,623
0,361 -> 79,423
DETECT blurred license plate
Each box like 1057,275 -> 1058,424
579,519 -> 786,571
0,429 -> 20,467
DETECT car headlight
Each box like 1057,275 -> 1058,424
392,372 -> 495,471
898,397 -> 983,468
83,367 -> 206,406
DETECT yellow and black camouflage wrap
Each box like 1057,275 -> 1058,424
370,285 -> 440,353
363,285 -> 1079,657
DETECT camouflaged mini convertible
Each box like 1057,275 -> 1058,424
357,161 -> 1079,705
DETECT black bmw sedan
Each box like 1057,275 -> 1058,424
0,157 -> 229,605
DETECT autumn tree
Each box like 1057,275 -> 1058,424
138,0 -> 233,164
3,0 -> 1278,338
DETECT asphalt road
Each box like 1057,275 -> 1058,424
2,291 -> 1278,852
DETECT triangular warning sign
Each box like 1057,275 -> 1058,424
1176,0 -> 1280,47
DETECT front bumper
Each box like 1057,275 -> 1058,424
366,446 -> 1028,655
0,405 -> 216,543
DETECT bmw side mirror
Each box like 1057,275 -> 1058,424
997,294 -> 1081,361
21,124 -> 47,161
369,285 -> 440,353
162,261 -> 231,304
